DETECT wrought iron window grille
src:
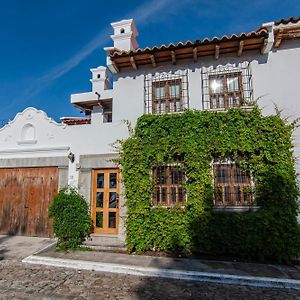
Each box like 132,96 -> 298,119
212,159 -> 255,208
152,162 -> 187,207
144,70 -> 189,115
202,62 -> 253,111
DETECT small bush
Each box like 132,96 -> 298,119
49,187 -> 92,250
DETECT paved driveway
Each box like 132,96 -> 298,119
0,235 -> 55,261
1,261 -> 300,299
0,236 -> 300,299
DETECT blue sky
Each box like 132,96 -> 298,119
0,0 -> 299,123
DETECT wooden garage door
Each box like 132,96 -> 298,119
0,167 -> 58,237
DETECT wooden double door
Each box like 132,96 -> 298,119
92,169 -> 119,234
0,167 -> 58,237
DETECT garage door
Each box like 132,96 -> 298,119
0,167 -> 58,237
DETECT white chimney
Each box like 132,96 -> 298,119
90,66 -> 112,92
110,19 -> 139,51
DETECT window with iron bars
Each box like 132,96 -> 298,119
202,62 -> 253,111
144,71 -> 189,114
213,161 -> 254,207
152,165 -> 186,206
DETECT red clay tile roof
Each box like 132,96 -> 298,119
110,28 -> 268,58
109,17 -> 300,70
61,117 -> 91,125
109,28 -> 268,70
275,16 -> 300,26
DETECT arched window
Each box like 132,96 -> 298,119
120,28 -> 125,34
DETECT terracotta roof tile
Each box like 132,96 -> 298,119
275,16 -> 300,26
110,28 -> 268,58
61,117 -> 91,125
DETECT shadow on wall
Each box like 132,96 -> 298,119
190,167 -> 300,263
126,166 -> 300,265
131,170 -> 300,299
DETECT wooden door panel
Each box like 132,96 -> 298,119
92,169 -> 119,234
0,167 -> 58,237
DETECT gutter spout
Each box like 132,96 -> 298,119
261,22 -> 275,54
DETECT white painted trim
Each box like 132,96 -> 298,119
0,107 -> 66,131
111,19 -> 134,27
111,32 -> 132,41
17,140 -> 37,145
0,146 -> 70,155
22,255 -> 300,290
90,66 -> 107,72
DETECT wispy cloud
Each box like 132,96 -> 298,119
130,0 -> 175,23
2,27 -> 111,113
1,0 -> 181,114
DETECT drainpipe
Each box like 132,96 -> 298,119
261,22 -> 275,54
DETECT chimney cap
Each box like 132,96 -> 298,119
110,19 -> 138,37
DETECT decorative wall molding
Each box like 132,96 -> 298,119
0,156 -> 69,168
0,107 -> 66,132
17,140 -> 38,145
0,146 -> 70,155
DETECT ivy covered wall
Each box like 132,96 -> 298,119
118,107 -> 300,263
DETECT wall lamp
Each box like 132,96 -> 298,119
68,152 -> 75,163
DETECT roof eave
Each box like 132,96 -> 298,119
109,31 -> 268,71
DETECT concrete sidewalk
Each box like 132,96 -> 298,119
23,246 -> 300,290
0,235 -> 55,261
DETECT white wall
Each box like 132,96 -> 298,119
1,40 -> 299,188
111,41 -> 300,174
0,107 -> 69,157
113,72 -> 145,125
0,107 -> 129,186
252,41 -> 300,174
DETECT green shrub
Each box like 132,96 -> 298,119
118,107 -> 300,263
49,187 -> 92,250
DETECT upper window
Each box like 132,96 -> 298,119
213,161 -> 253,207
152,80 -> 182,114
144,71 -> 189,114
152,165 -> 186,206
202,62 -> 253,111
209,72 -> 243,110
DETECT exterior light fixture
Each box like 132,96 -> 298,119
68,152 -> 75,163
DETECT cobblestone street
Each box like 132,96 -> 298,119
0,261 -> 300,300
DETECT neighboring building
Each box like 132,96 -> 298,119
0,17 -> 299,246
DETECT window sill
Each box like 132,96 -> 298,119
205,105 -> 254,113
213,206 -> 260,213
17,140 -> 37,145
151,204 -> 185,209
148,111 -> 186,116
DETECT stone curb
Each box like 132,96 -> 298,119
32,241 -> 57,256
22,255 -> 300,290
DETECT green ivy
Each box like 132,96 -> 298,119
49,187 -> 92,250
118,107 -> 300,263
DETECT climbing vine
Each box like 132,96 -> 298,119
118,107 -> 300,263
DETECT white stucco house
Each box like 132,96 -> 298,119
0,17 -> 299,247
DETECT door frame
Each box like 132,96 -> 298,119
91,168 -> 120,234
